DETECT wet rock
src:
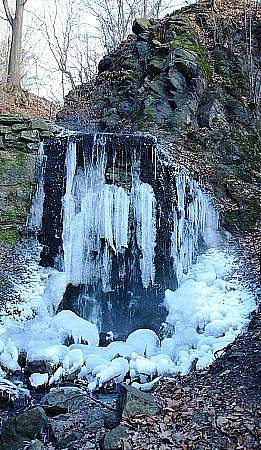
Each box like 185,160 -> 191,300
41,386 -> 89,415
137,41 -> 150,60
84,407 -> 120,430
168,67 -> 187,101
11,123 -> 29,132
117,100 -> 136,117
137,32 -> 150,42
0,115 -> 24,124
40,130 -> 52,138
103,110 -> 121,128
146,78 -> 168,98
0,406 -> 47,450
102,425 -> 129,450
0,124 -> 10,133
25,359 -> 54,375
175,59 -> 200,79
118,384 -> 159,419
173,48 -> 197,62
149,56 -> 166,71
144,95 -> 173,124
132,18 -> 151,36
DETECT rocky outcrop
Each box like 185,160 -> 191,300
0,115 -> 56,245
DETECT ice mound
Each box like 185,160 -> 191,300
51,310 -> 99,345
0,249 -> 256,393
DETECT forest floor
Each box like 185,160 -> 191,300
120,307 -> 260,449
0,83 -> 58,120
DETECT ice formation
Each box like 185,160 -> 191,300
62,136 -> 157,290
28,142 -> 46,231
0,248 -> 255,392
0,136 -> 256,395
171,169 -> 219,285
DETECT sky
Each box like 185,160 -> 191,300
0,0 -> 197,101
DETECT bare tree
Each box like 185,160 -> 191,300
82,0 -> 169,52
2,0 -> 27,88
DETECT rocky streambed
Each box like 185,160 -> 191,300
0,382 -> 159,450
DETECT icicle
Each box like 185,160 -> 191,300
171,169 -> 219,285
132,175 -> 157,289
28,142 -> 46,231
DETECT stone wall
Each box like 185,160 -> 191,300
0,115 -> 54,245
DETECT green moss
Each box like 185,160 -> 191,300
171,33 -> 212,82
15,151 -> 28,167
0,228 -> 20,245
144,107 -> 157,118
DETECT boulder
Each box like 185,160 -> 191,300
118,384 -> 159,419
132,18 -> 151,35
49,413 -> 73,440
41,386 -> 89,415
84,407 -> 120,430
102,425 -> 129,450
25,359 -> 54,375
0,407 -> 47,450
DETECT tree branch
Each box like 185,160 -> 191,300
2,0 -> 14,27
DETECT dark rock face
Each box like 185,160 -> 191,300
0,406 -> 47,450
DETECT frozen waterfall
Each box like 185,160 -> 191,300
26,133 -> 223,335
62,136 -> 157,291
0,132 -> 255,395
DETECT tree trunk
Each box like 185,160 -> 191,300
5,0 -> 26,88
